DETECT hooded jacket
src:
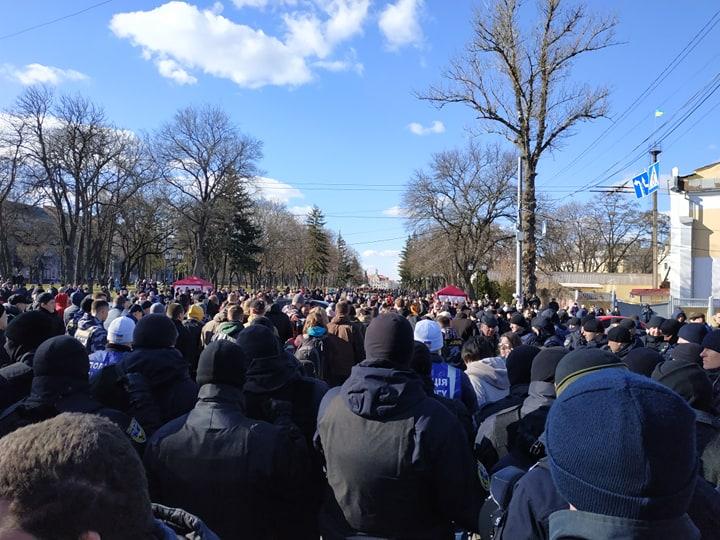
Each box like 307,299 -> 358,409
326,314 -> 366,385
316,361 -> 485,539
465,356 -> 510,409
119,347 -> 198,430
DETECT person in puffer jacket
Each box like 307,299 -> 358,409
462,335 -> 510,409
316,312 -> 486,539
0,412 -> 218,540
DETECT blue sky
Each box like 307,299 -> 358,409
2,0 -> 720,279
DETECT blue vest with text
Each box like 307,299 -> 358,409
431,362 -> 462,401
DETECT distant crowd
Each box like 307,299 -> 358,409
0,279 -> 717,539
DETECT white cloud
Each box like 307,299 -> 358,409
289,205 -> 313,216
251,176 -> 304,204
3,63 -> 88,86
408,120 -> 445,136
378,0 -> 424,50
110,0 -> 369,89
156,58 -> 198,85
210,1 -> 224,14
382,205 -> 407,217
362,249 -> 400,257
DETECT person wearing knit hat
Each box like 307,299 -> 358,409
509,312 -> 534,345
88,316 -> 135,380
546,370 -> 700,539
0,310 -> 60,411
554,348 -> 626,396
678,322 -> 709,345
604,325 -> 638,360
653,359 -> 720,487
142,339 -> 310,539
118,314 -> 198,432
641,314 -> 667,352
529,316 -> 563,348
622,347 -> 663,377
316,312 -> 486,539
62,290 -> 85,325
0,336 -> 143,445
414,319 -> 478,414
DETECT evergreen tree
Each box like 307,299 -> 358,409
224,185 -> 263,278
336,233 -> 353,287
306,205 -> 330,285
398,237 -> 414,287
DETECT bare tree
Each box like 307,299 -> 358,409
154,105 -> 262,276
403,143 -> 516,298
421,0 -> 617,295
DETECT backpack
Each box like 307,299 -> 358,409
295,337 -> 326,380
74,325 -> 98,352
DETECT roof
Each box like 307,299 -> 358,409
172,276 -> 213,288
629,288 -> 669,297
559,282 -> 603,289
435,285 -> 467,297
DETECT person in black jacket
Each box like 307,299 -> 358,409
267,302 -> 293,343
167,303 -> 194,367
35,292 -> 66,338
0,311 -> 57,411
315,312 -> 486,539
0,412 -> 218,539
144,340 -> 310,539
117,314 -> 199,434
0,336 -> 145,448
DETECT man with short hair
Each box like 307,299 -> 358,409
76,300 -> 109,354
0,413 -> 218,539
105,295 -> 130,330
35,292 -> 65,337
214,305 -> 244,341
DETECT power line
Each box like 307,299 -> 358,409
544,8 -> 720,185
0,0 -> 116,41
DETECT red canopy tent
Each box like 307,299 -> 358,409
435,285 -> 468,303
172,276 -> 214,292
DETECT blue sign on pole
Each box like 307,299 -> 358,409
632,162 -> 660,199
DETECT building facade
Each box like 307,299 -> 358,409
669,161 -> 720,299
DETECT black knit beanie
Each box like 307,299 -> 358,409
33,335 -> 89,381
530,347 -> 568,383
607,326 -> 632,344
510,313 -> 526,327
647,315 -> 665,329
363,313 -> 415,367
555,348 -> 626,395
678,323 -> 708,345
236,325 -> 281,362
652,359 -> 714,413
660,319 -> 681,337
196,340 -> 248,388
701,330 -> 720,353
622,347 -> 663,377
6,311 -> 57,350
506,345 -> 541,386
133,314 -> 178,349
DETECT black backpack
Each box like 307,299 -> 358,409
295,337 -> 326,380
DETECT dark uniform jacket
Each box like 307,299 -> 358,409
144,384 -> 308,539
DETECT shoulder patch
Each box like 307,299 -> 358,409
126,418 -> 146,444
478,462 -> 491,492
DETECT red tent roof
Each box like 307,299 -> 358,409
435,285 -> 468,297
172,276 -> 213,288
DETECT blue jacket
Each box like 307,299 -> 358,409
316,360 -> 485,539
88,345 -> 131,380
429,352 -> 478,415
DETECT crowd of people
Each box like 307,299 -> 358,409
0,279 -> 718,539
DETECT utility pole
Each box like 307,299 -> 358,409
516,156 -> 523,308
650,146 -> 661,289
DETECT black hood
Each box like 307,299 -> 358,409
363,313 -> 414,368
340,360 -> 427,419
244,350 -> 299,394
28,336 -> 90,405
119,347 -> 190,388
